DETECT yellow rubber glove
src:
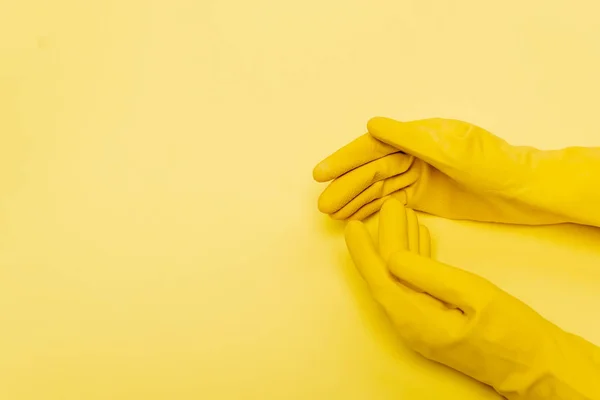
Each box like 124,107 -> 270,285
314,117 -> 600,226
347,199 -> 600,399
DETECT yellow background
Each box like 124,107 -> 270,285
2,1 -> 600,399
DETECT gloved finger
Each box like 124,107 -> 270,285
406,209 -> 420,253
367,117 -> 511,176
346,219 -> 451,323
318,153 -> 414,214
388,251 -> 495,313
348,191 -> 408,221
418,225 -> 431,258
313,133 -> 399,182
330,168 -> 419,220
378,199 -> 408,262
345,220 -> 393,296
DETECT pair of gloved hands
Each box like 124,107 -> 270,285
313,118 -> 600,399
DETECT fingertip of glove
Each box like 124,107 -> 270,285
345,220 -> 364,238
380,197 -> 404,214
312,162 -> 329,182
367,116 -> 397,136
317,192 -> 334,214
346,219 -> 363,229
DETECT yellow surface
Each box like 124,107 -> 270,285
2,1 -> 600,399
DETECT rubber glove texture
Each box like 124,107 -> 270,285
347,199 -> 600,399
315,117 -> 600,226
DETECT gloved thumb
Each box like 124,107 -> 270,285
366,117 -> 523,185
388,250 -> 496,314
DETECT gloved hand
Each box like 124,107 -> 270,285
347,198 -> 600,399
314,117 -> 600,226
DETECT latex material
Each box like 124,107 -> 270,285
347,199 -> 600,399
6,2 -> 600,399
314,117 -> 600,226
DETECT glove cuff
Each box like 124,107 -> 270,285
519,329 -> 600,400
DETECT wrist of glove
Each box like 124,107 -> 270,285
315,117 -> 600,227
527,330 -> 600,400
346,199 -> 600,399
